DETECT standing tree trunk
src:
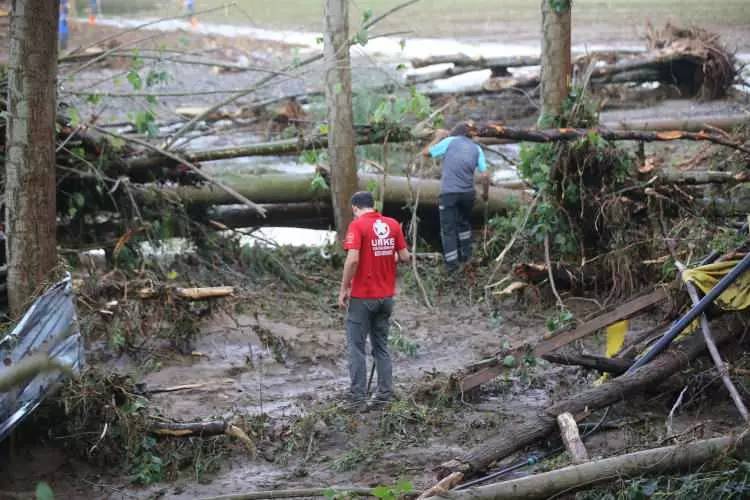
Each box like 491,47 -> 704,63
5,0 -> 60,317
539,0 -> 572,125
324,0 -> 358,240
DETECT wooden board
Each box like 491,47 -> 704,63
458,287 -> 669,392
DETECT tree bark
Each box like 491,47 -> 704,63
163,173 -> 529,214
446,432 -> 750,500
436,325 -> 734,479
411,54 -> 541,69
324,0 -> 358,241
5,0 -> 60,317
539,0 -> 571,124
475,124 -> 750,154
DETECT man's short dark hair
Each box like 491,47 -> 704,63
351,191 -> 375,209
450,122 -> 473,137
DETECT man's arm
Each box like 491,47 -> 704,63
476,145 -> 490,201
397,248 -> 411,264
338,249 -> 360,308
422,132 -> 453,158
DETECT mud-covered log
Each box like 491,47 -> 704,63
447,432 -> 750,500
436,325 -> 734,479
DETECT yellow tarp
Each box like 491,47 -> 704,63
682,260 -> 750,311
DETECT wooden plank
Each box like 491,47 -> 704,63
534,287 -> 668,356
458,288 -> 668,393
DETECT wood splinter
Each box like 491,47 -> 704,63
556,412 -> 589,464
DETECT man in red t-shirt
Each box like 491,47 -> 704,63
339,191 -> 410,408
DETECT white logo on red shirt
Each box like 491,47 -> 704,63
373,219 -> 390,239
371,219 -> 395,256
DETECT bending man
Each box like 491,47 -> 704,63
424,122 -> 488,272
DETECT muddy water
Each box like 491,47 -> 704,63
143,313 -> 346,420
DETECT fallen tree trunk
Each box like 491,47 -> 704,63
474,124 -> 750,154
605,115 -> 749,133
123,118 -> 749,182
446,432 -> 750,500
408,65 -> 487,85
208,202 -> 335,230
436,325 -> 734,479
157,173 -> 530,214
542,352 -> 631,375
653,169 -> 750,185
411,54 -> 541,69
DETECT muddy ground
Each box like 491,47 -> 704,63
1,11 -> 750,500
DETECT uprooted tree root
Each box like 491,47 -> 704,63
645,22 -> 737,100
34,369 -> 247,484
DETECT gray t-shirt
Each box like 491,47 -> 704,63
429,136 -> 487,194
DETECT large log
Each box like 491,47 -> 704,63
159,173 -> 530,214
436,324 -> 734,479
606,115 -> 750,133
446,432 -> 750,500
474,124 -> 750,154
411,54 -> 541,69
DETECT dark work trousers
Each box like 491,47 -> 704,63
346,297 -> 394,401
438,192 -> 475,270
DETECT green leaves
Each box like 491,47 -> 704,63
35,482 -> 54,500
134,110 -> 158,137
310,173 -> 329,193
371,87 -> 432,126
127,69 -> 143,91
371,479 -> 413,500
548,0 -> 571,13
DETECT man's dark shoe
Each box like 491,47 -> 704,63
366,397 -> 392,412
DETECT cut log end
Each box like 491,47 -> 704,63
556,412 -> 590,464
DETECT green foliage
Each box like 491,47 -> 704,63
132,436 -> 165,485
310,172 -> 329,193
577,461 -> 750,499
371,480 -> 413,500
389,330 -> 419,357
546,308 -> 574,332
548,0 -> 571,13
133,109 -> 158,137
35,482 -> 54,500
710,227 -> 748,254
371,87 -> 432,126
324,488 -> 360,500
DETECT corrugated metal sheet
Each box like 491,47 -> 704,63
0,276 -> 84,442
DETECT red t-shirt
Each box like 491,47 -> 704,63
343,211 -> 407,299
